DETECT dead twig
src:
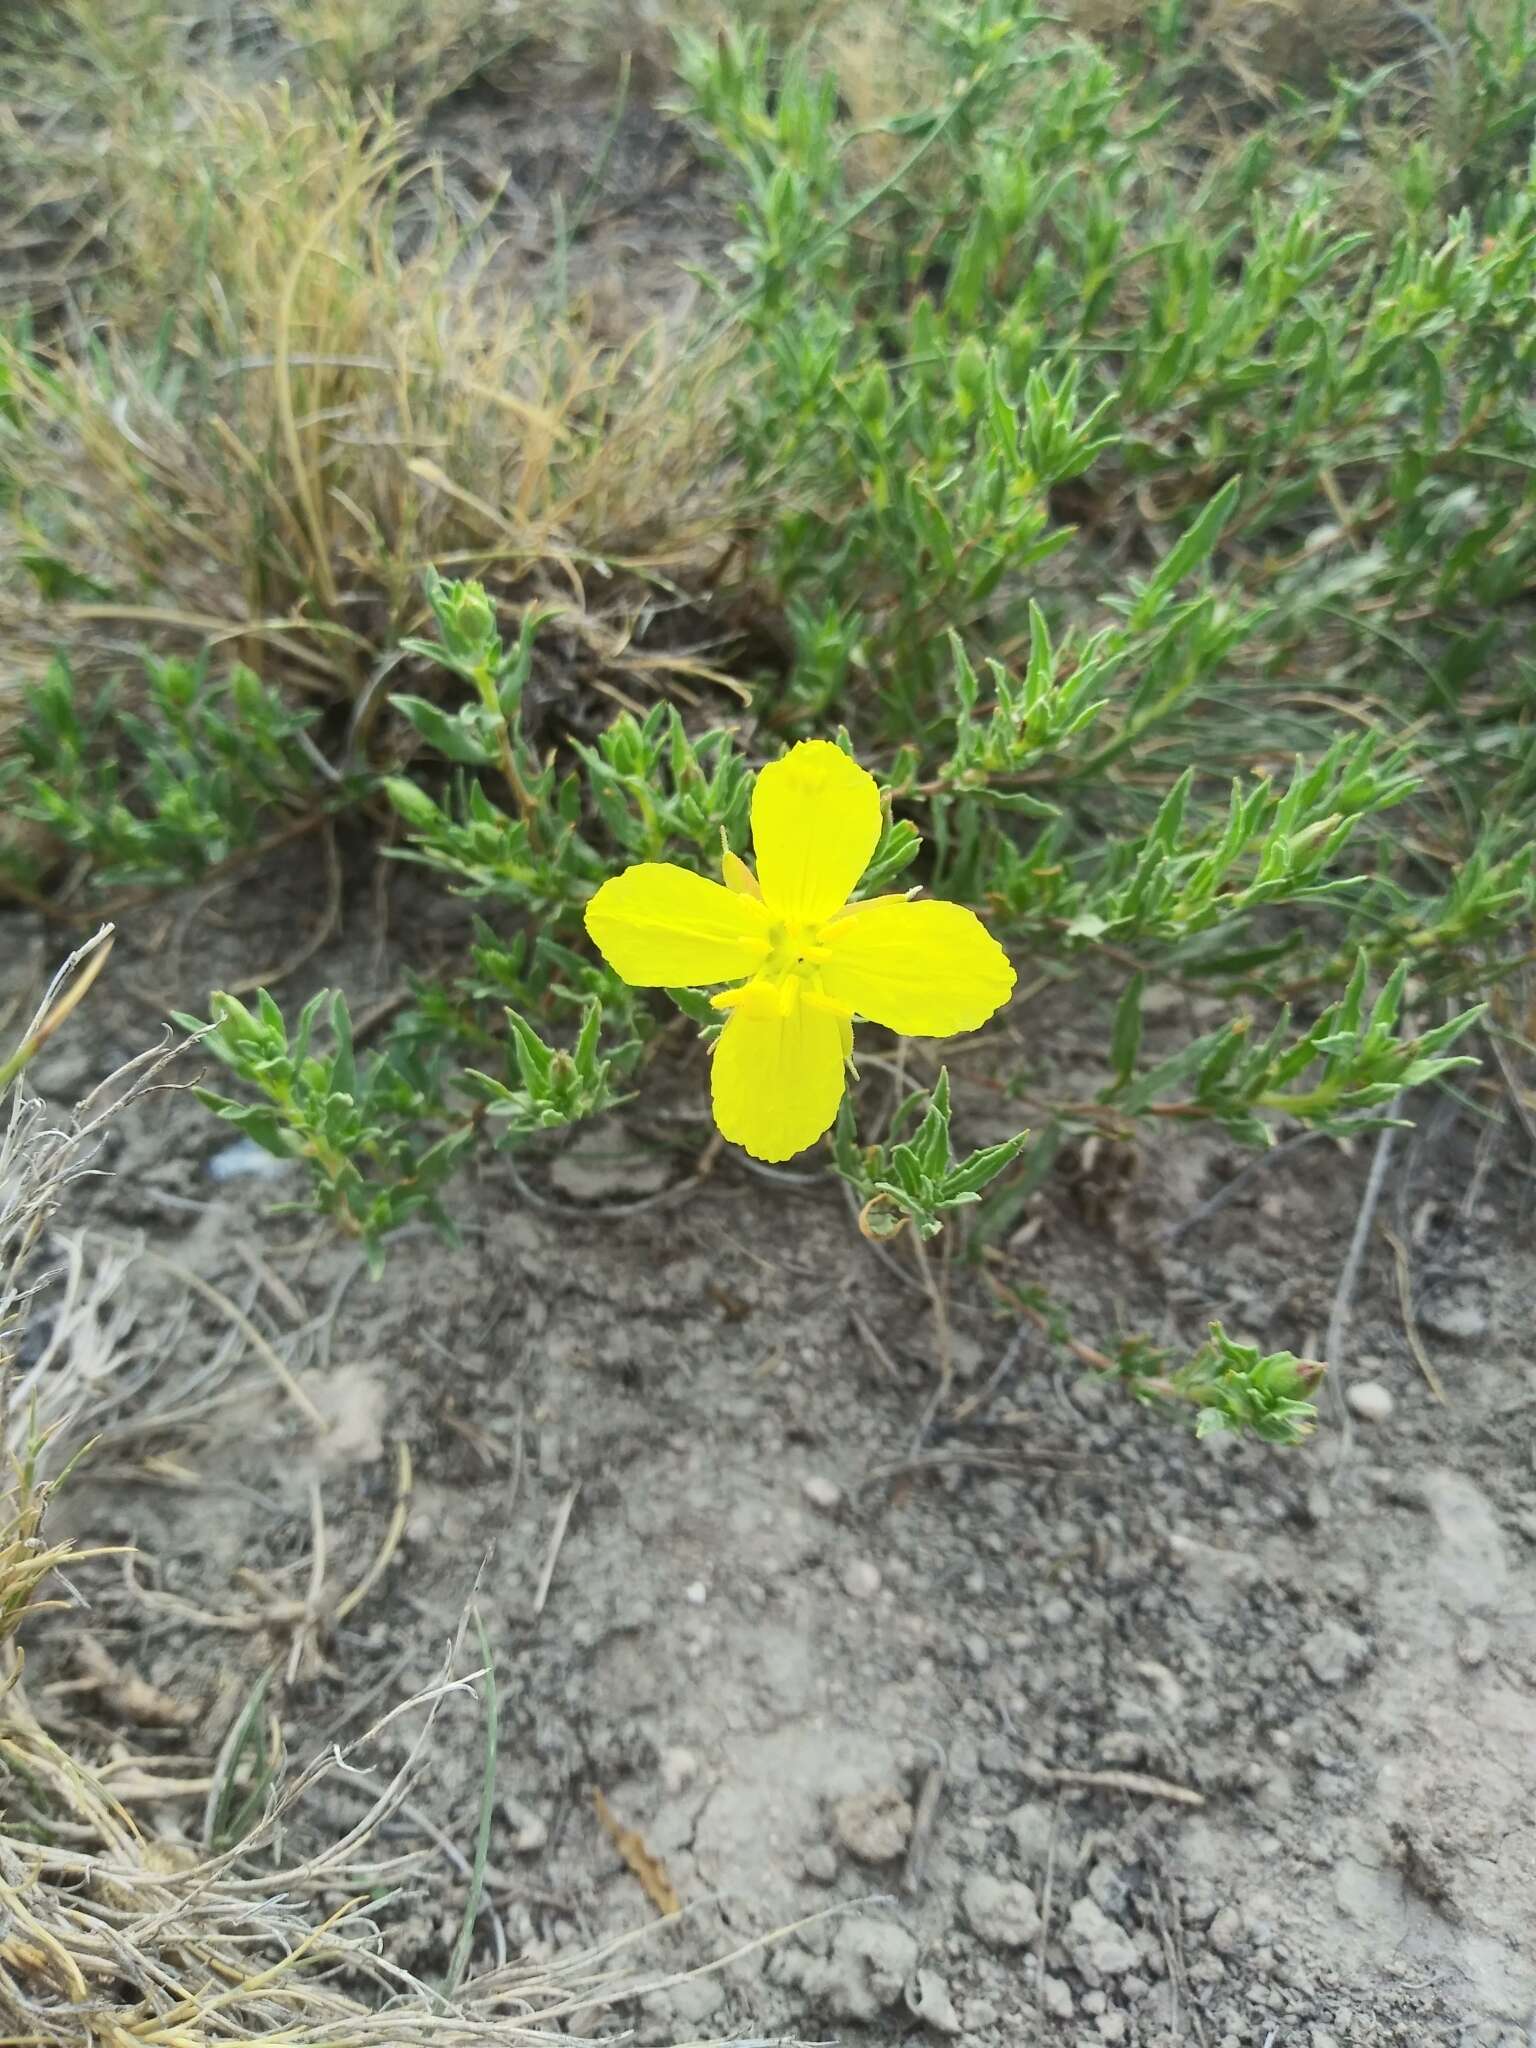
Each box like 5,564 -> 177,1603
108,1241 -> 328,1431
848,1302 -> 901,1383
951,1317 -> 1033,1424
1485,1024 -> 1536,1159
1021,1762 -> 1205,1807
1380,1220 -> 1447,1404
289,1478 -> 329,1685
232,1239 -> 308,1325
1034,1791 -> 1063,2032
0,925 -> 114,1093
334,1441 -> 413,1623
532,1483 -> 579,1619
1161,1127 -> 1332,1244
910,1230 -> 953,1402
901,1742 -> 946,1896
1323,1115 -> 1401,1475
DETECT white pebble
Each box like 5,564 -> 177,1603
906,1969 -> 961,2036
660,1746 -> 699,1793
1346,1380 -> 1394,1423
802,1475 -> 843,1512
502,1797 -> 548,1854
1208,1904 -> 1243,1955
1457,1618 -> 1491,1668
684,1579 -> 709,1606
841,1558 -> 882,1601
206,1136 -> 293,1184
962,1873 -> 1041,1948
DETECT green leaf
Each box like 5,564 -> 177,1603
392,695 -> 497,767
1128,477 -> 1242,630
1109,973 -> 1144,1089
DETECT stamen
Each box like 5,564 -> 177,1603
802,990 -> 854,1020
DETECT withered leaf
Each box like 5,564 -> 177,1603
67,1637 -> 198,1729
593,1787 -> 680,1917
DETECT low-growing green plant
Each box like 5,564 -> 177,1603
1098,956 -> 1481,1143
181,989 -> 474,1272
678,5 -> 1536,1000
177,576 -> 1476,1455
0,652 -> 331,900
832,1070 -> 1030,1241
1000,1282 -> 1327,1445
13,0 -> 1536,1448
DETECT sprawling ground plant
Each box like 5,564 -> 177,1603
6,0 -> 1535,1440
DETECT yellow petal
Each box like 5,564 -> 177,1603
751,740 -> 882,923
585,862 -> 771,987
710,979 -> 848,1161
820,896 -> 1015,1036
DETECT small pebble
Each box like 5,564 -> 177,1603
802,1475 -> 843,1513
833,1785 -> 913,1863
1418,1285 -> 1489,1341
684,1580 -> 709,1606
1301,1621 -> 1371,1687
501,1797 -> 548,1854
964,1633 -> 991,1669
962,1873 -> 1041,1948
802,1844 -> 839,1885
1040,1595 -> 1074,1628
1208,1905 -> 1243,1956
1457,1617 -> 1491,1668
661,1746 -> 699,1794
842,1558 -> 883,1601
905,1969 -> 961,2036
1067,1896 -> 1137,1975
1302,1481 -> 1333,1525
1005,1801 -> 1055,1868
1042,1974 -> 1075,2019
1346,1380 -> 1394,1424
206,1137 -> 293,1184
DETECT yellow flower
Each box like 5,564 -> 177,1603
583,741 -> 1016,1162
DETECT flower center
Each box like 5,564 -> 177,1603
762,920 -> 831,983
709,920 -> 850,1027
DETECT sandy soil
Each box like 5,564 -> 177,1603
8,869 -> 1535,2048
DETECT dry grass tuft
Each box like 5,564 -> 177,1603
1,68 -> 737,710
2,1622 -> 777,2046
1064,0 -> 1501,111
0,1441 -> 84,1660
0,1650 -> 764,2047
0,929 -> 122,1302
263,0 -> 526,109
